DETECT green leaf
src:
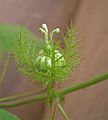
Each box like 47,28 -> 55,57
0,109 -> 20,120
0,24 -> 45,52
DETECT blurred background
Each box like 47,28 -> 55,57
0,0 -> 108,120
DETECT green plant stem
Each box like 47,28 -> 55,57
0,52 -> 2,61
44,101 -> 57,120
57,103 -> 70,120
0,87 -> 45,102
47,35 -> 55,106
59,72 -> 108,96
0,54 -> 10,86
47,43 -> 56,119
0,94 -> 46,108
49,100 -> 58,120
0,72 -> 108,108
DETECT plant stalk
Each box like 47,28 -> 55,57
0,54 -> 10,86
0,87 -> 45,102
59,72 -> 108,96
43,100 -> 57,120
0,72 -> 108,108
57,103 -> 70,120
0,94 -> 46,108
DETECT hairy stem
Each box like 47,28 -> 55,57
0,94 -> 46,108
0,52 -> 2,61
57,103 -> 70,120
0,54 -> 10,86
0,72 -> 108,108
49,100 -> 58,120
0,87 -> 45,102
43,101 -> 57,120
59,72 -> 108,96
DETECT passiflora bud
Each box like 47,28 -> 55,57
36,53 -> 51,68
36,49 -> 65,69
54,50 -> 65,66
37,24 -> 65,70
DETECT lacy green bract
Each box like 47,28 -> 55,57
14,23 -> 80,86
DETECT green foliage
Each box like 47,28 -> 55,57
0,109 -> 20,120
0,23 -> 45,85
0,24 -> 21,52
59,25 -> 80,81
13,24 -> 80,86
13,31 -> 45,85
0,24 -> 44,52
0,24 -> 13,51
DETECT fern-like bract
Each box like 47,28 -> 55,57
13,24 -> 80,86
